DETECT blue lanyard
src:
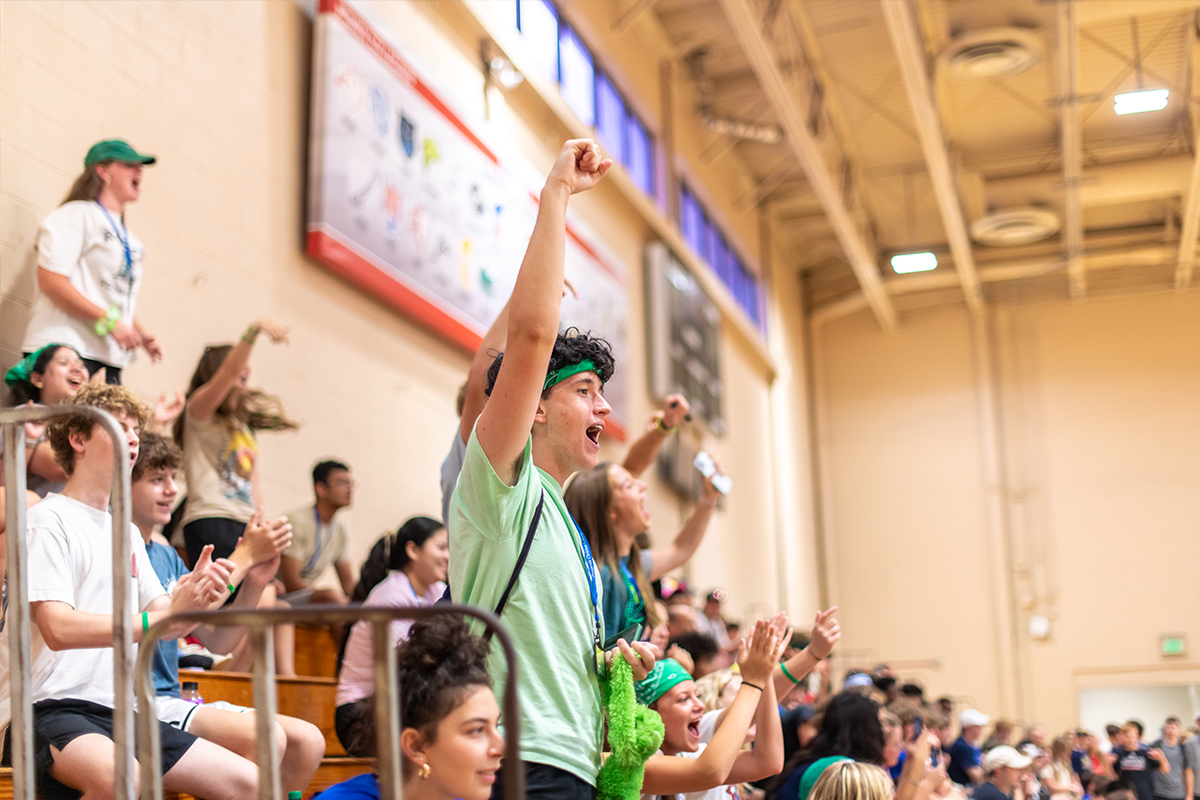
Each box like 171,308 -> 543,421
567,511 -> 604,668
304,505 -> 333,575
94,201 -> 133,279
619,557 -> 644,607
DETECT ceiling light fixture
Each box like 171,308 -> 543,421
1113,88 -> 1168,115
890,252 -> 938,274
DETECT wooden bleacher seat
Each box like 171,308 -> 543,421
180,670 -> 344,756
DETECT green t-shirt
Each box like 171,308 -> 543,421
448,429 -> 605,785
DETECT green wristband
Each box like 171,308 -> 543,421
94,305 -> 121,336
780,660 -> 802,685
142,611 -> 149,633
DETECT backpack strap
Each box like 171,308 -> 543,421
483,492 -> 545,643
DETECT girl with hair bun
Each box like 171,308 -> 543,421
334,516 -> 449,751
320,614 -> 502,800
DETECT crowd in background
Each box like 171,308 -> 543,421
0,137 -> 1196,800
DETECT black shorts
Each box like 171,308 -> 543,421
489,761 -> 596,800
19,698 -> 197,800
80,358 -> 121,385
334,702 -> 361,756
183,517 -> 247,564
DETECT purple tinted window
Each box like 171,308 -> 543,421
595,72 -> 626,164
559,27 -> 594,126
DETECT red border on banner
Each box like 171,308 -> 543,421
307,228 -> 627,440
320,0 -> 497,165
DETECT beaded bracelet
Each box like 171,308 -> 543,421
94,305 -> 121,336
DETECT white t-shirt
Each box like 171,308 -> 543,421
0,493 -> 166,736
23,200 -> 145,368
640,743 -> 741,800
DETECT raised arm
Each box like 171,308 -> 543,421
460,300 -> 511,445
622,394 -> 690,477
649,468 -> 722,578
724,632 -> 786,784
186,319 -> 289,423
642,620 -> 781,795
772,606 -> 840,699
32,546 -> 229,649
475,140 -> 610,482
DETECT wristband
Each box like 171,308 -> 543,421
780,661 -> 802,685
742,681 -> 764,692
654,417 -> 676,434
241,324 -> 260,344
94,305 -> 121,336
141,611 -> 149,633
227,584 -> 236,594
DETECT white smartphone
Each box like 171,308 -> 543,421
693,451 -> 732,495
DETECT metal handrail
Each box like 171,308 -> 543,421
2,405 -> 135,800
135,604 -> 524,800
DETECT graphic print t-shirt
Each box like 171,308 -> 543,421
181,408 -> 257,526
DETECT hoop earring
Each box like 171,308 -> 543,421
419,762 -> 431,780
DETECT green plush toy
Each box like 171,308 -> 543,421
598,653 -> 665,800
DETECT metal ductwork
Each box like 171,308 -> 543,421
698,106 -> 784,144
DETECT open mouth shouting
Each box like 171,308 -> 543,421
687,715 -> 703,741
585,423 -> 604,446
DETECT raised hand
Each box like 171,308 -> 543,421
255,319 -> 290,345
661,394 -> 691,428
169,546 -> 226,613
666,643 -> 694,675
153,389 -> 185,428
546,139 -> 612,196
809,605 -> 841,660
737,619 -> 781,686
239,507 -> 293,565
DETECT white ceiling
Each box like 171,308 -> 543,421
644,0 -> 1200,324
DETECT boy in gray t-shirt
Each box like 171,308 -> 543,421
1151,717 -> 1193,800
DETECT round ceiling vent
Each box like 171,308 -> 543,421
970,207 -> 1060,246
939,27 -> 1043,79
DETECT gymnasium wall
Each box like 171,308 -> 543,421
812,291 -> 1200,730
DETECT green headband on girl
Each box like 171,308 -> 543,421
543,358 -> 602,392
4,344 -> 65,387
798,756 -> 852,800
635,658 -> 692,706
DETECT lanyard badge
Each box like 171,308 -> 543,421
568,512 -> 605,675
95,202 -> 134,282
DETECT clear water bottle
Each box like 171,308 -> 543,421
180,681 -> 204,705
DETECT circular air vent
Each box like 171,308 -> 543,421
939,27 -> 1043,79
970,207 -> 1060,246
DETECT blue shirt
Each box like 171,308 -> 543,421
315,773 -> 378,799
145,540 -> 190,697
946,736 -> 981,785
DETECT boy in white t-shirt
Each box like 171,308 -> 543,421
0,384 -> 259,799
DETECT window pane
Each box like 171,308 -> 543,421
627,114 -> 655,197
520,0 -> 559,83
559,27 -> 595,126
595,72 -> 627,165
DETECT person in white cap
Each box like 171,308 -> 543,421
975,745 -> 1035,800
947,708 -> 991,786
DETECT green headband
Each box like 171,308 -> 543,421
5,344 -> 66,387
543,358 -> 602,392
635,658 -> 692,706
798,756 -> 852,800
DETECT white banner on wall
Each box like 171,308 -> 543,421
306,0 -> 629,436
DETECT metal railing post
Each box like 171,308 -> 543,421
1,405 -> 134,800
3,423 -> 33,800
135,604 -> 525,800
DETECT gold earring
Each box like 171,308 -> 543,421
419,762 -> 431,780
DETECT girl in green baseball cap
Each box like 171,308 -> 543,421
20,138 -> 162,385
638,619 -> 786,799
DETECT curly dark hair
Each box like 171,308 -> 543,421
484,328 -> 616,398
347,614 -> 492,760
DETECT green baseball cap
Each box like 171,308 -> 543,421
84,139 -> 156,168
